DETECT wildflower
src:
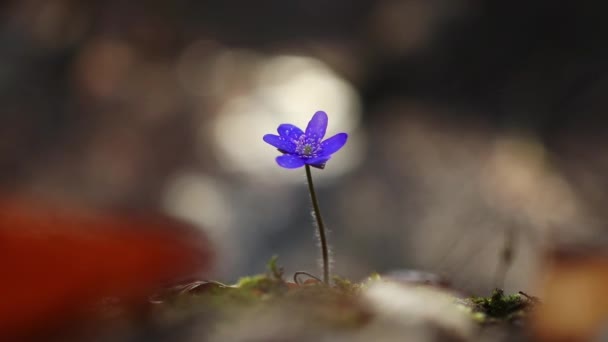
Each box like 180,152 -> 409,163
263,111 -> 348,169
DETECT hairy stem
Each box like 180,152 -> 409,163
305,165 -> 330,285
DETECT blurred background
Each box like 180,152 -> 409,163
2,0 -> 608,295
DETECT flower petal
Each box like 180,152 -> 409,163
320,133 -> 348,156
276,154 -> 305,169
263,134 -> 296,153
305,111 -> 328,140
277,124 -> 304,142
304,155 -> 331,169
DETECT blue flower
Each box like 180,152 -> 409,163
263,111 -> 348,169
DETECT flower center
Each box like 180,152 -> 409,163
294,135 -> 321,158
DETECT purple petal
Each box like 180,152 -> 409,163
305,111 -> 328,140
304,155 -> 331,169
263,134 -> 296,153
276,154 -> 305,169
277,124 -> 304,142
320,133 -> 348,156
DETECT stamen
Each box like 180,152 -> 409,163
295,134 -> 321,157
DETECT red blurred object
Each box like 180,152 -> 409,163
0,197 -> 213,340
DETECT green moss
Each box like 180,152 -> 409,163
469,289 -> 530,321
266,255 -> 284,281
232,256 -> 288,295
332,276 -> 361,294
235,274 -> 271,289
366,272 -> 382,282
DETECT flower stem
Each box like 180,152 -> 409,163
304,165 -> 330,285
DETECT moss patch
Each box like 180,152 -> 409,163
467,288 -> 536,323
